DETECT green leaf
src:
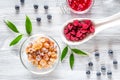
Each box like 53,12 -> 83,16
25,16 -> 32,35
69,53 -> 74,70
61,46 -> 68,62
10,34 -> 23,46
72,48 -> 87,55
4,20 -> 19,33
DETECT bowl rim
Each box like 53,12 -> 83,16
19,34 -> 60,75
66,0 -> 94,14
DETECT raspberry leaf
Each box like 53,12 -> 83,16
69,53 -> 74,70
4,20 -> 19,33
61,46 -> 68,62
10,34 -> 23,46
25,16 -> 32,35
72,48 -> 87,55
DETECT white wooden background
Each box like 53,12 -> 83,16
0,0 -> 120,80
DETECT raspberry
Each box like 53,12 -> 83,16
70,36 -> 76,41
90,26 -> 95,33
78,22 -> 82,27
67,24 -> 73,30
82,34 -> 86,38
77,4 -> 84,11
68,0 -> 72,3
76,31 -> 82,37
79,37 -> 83,40
67,0 -> 92,11
64,29 -> 69,34
84,20 -> 91,24
66,33 -> 71,40
64,19 -> 95,42
70,30 -> 76,35
75,37 -> 79,41
82,23 -> 89,29
73,20 -> 79,26
81,29 -> 87,33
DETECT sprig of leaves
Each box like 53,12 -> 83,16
5,16 -> 32,46
61,45 -> 88,70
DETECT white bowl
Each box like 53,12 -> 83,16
20,34 -> 60,75
66,0 -> 94,14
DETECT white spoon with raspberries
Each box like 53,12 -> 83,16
61,12 -> 120,45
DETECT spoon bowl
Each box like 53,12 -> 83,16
61,12 -> 120,45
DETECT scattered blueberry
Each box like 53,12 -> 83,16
44,5 -> 49,10
95,52 -> 100,57
101,66 -> 106,71
20,0 -> 24,4
86,70 -> 91,75
36,17 -> 41,22
108,49 -> 113,55
96,72 -> 101,76
15,5 -> 20,10
33,4 -> 39,9
88,62 -> 93,67
113,60 -> 118,65
107,71 -> 112,75
47,14 -> 52,20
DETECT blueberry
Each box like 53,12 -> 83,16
107,71 -> 112,75
36,17 -> 41,22
113,60 -> 118,64
20,0 -> 24,3
33,4 -> 39,9
44,5 -> 49,9
95,52 -> 99,57
86,70 -> 91,75
96,72 -> 101,76
88,62 -> 93,67
101,66 -> 106,71
108,49 -> 113,55
47,14 -> 52,20
15,5 -> 20,10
